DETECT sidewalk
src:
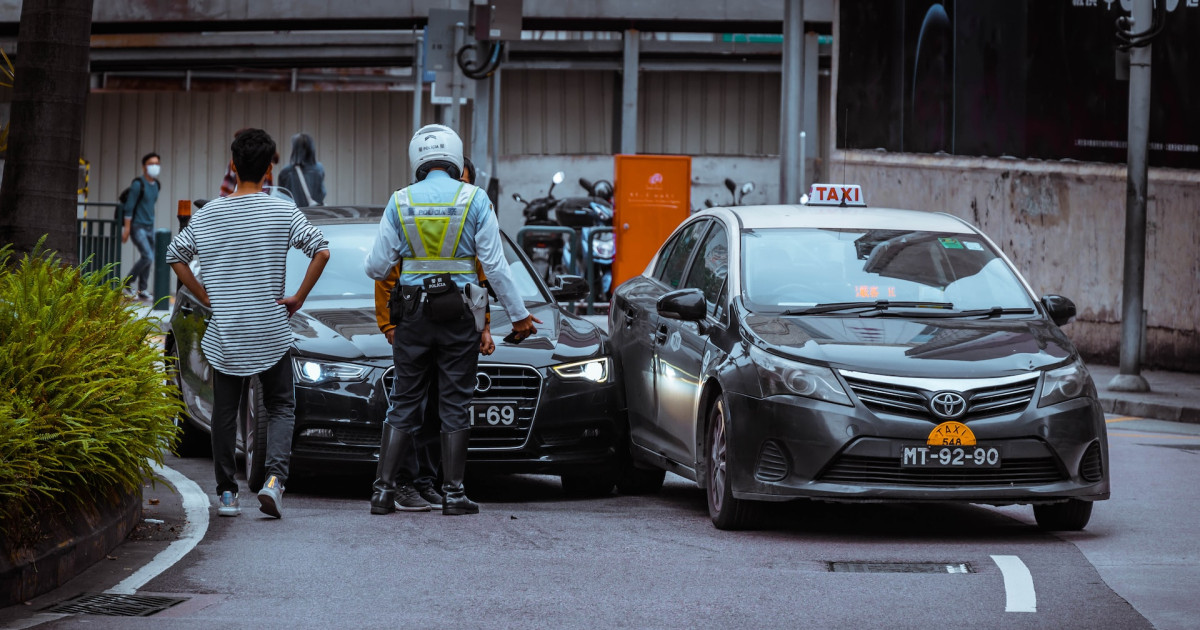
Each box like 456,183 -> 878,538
1087,363 -> 1200,425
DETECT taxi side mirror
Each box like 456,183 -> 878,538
551,274 -> 589,302
657,289 -> 707,322
1041,294 -> 1076,327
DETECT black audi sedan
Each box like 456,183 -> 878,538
168,205 -> 624,495
610,184 -> 1109,530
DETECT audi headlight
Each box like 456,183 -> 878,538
292,358 -> 368,384
552,358 -> 610,383
1038,360 -> 1096,407
749,345 -> 852,406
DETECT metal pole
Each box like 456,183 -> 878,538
446,22 -> 465,132
799,131 -> 806,195
780,0 -> 804,204
620,29 -> 640,155
153,229 -> 171,311
490,68 -> 500,181
472,61 -> 491,193
1110,0 -> 1152,392
413,33 -> 424,135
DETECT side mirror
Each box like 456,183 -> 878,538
552,171 -> 565,185
551,274 -> 589,302
657,288 -> 707,322
724,178 -> 736,194
1041,294 -> 1077,327
740,182 -> 755,195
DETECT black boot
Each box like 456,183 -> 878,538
370,425 -> 411,515
441,429 -> 479,515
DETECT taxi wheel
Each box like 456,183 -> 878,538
1032,499 -> 1093,531
706,397 -> 761,530
243,377 -> 268,493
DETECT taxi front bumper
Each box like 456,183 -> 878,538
723,391 -> 1110,505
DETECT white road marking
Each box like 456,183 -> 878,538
107,462 -> 210,595
992,555 -> 1037,613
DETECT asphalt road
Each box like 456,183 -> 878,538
3,415 -> 1198,629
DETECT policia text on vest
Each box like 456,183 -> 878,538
363,124 -> 540,516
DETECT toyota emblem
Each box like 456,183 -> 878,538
929,391 -> 968,420
475,372 -> 493,393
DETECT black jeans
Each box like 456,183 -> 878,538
386,304 -> 481,436
211,353 -> 296,495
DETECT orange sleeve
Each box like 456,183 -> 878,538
375,265 -> 401,334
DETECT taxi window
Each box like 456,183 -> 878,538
655,220 -> 710,289
682,224 -> 729,313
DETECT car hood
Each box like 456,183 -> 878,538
289,298 -> 605,368
742,314 -> 1074,378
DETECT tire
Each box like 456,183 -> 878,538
243,377 -> 269,493
706,396 -> 761,530
616,464 -> 666,495
1033,499 -> 1093,531
165,337 -> 210,458
561,473 -> 616,498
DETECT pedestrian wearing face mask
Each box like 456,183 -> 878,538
120,152 -> 162,300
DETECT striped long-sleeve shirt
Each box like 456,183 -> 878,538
166,193 -> 329,376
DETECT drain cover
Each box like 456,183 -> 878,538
44,593 -> 188,616
829,562 -> 972,574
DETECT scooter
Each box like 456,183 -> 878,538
703,177 -> 756,208
559,177 -> 615,302
513,171 -> 566,283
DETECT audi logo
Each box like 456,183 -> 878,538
475,372 -> 493,393
929,391 -> 968,420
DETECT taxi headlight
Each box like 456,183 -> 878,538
292,358 -> 368,384
749,345 -> 852,406
1038,360 -> 1096,407
552,358 -> 610,383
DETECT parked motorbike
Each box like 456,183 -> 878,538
558,177 -> 616,302
703,177 -> 756,208
513,171 -> 567,283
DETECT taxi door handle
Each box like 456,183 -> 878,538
179,303 -> 194,315
654,324 -> 669,345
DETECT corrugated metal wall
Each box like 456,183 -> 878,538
639,72 -> 782,156
499,70 -> 615,155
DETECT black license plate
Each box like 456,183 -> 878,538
900,445 -> 1001,468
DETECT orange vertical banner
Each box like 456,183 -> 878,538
612,155 -> 692,288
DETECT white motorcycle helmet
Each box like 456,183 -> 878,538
409,124 -> 464,181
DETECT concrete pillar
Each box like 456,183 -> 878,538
412,33 -> 424,136
620,29 -> 639,155
472,66 -> 491,192
780,0 -> 804,203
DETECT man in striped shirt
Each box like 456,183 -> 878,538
167,129 -> 330,519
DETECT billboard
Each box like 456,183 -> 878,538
838,0 -> 1200,169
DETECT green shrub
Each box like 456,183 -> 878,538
0,242 -> 181,533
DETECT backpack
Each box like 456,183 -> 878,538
117,177 -> 161,219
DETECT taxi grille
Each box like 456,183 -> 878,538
817,455 -> 1065,487
1079,442 -> 1104,482
380,364 -> 542,450
842,375 -> 1038,422
755,440 -> 790,482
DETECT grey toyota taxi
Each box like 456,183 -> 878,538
610,184 -> 1109,530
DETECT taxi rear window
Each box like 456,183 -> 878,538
741,228 -> 1035,311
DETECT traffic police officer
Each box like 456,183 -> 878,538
364,124 -> 538,515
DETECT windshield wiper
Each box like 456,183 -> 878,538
780,300 -> 955,316
860,306 -> 1037,319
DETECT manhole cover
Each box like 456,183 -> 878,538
43,593 -> 188,616
829,562 -> 972,574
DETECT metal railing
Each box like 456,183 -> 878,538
77,202 -> 122,282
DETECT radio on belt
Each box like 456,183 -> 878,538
803,183 -> 867,207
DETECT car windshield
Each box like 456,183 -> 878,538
741,228 -> 1035,312
285,223 -> 548,303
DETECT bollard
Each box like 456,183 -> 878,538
153,228 -> 171,311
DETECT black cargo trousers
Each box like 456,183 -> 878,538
384,295 -> 482,436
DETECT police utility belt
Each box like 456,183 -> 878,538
390,273 -> 488,332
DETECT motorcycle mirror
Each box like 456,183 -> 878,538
579,177 -> 593,193
724,178 -> 736,194
552,171 -> 565,185
740,182 -> 755,195
704,199 -> 715,208
512,193 -> 523,203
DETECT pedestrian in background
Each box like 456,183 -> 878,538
168,128 -> 330,519
365,125 -> 536,516
371,156 -> 494,512
219,127 -> 274,197
277,133 -> 326,208
120,152 -> 161,300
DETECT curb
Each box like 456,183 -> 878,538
0,485 -> 143,607
1099,397 -> 1200,425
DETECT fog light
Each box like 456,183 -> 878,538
300,428 -> 335,439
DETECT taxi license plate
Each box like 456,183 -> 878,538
469,401 -> 518,427
899,420 -> 1000,468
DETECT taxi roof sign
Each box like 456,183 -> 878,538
805,184 -> 867,207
